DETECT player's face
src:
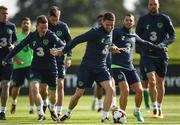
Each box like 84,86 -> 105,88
102,20 -> 115,33
97,17 -> 103,26
49,15 -> 59,26
148,0 -> 159,14
0,9 -> 8,22
21,20 -> 31,32
36,23 -> 48,36
123,16 -> 135,29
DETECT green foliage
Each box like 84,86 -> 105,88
1,95 -> 180,124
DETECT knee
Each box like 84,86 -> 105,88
120,88 -> 129,97
1,82 -> 9,90
74,91 -> 84,99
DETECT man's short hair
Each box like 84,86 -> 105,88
103,12 -> 115,21
49,6 -> 61,17
22,17 -> 31,22
37,15 -> 48,25
0,5 -> 8,11
97,14 -> 104,20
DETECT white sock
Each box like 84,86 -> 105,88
111,97 -> 116,107
153,101 -> 158,110
30,105 -> 34,111
102,111 -> 109,119
56,106 -> 62,114
43,98 -> 49,106
157,103 -> 161,110
134,107 -> 140,112
143,88 -> 149,91
98,99 -> 103,108
12,99 -> 17,105
48,101 -> 55,111
1,107 -> 6,113
37,104 -> 44,115
66,108 -> 72,116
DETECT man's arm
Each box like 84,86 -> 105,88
50,29 -> 93,57
3,34 -> 31,64
159,16 -> 176,47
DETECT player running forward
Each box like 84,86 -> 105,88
40,6 -> 72,117
51,12 -> 123,123
112,14 -> 167,122
0,5 -> 17,120
2,15 -> 65,122
10,17 -> 35,115
136,0 -> 176,118
91,14 -> 117,112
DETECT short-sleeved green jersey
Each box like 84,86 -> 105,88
13,32 -> 33,69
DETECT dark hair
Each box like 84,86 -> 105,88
49,6 -> 61,17
103,12 -> 115,21
36,15 -> 48,24
125,13 -> 134,17
97,14 -> 104,20
22,17 -> 31,22
0,5 -> 8,11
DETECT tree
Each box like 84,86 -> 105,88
12,0 -> 128,27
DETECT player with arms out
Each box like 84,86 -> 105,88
51,12 -> 123,122
135,0 -> 176,118
112,14 -> 167,122
2,15 -> 65,122
0,5 -> 17,120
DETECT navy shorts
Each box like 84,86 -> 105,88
139,57 -> 148,81
77,65 -> 111,89
57,64 -> 66,79
112,68 -> 141,85
12,67 -> 31,87
0,64 -> 13,81
141,56 -> 168,77
29,69 -> 58,90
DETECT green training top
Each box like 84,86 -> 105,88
13,32 -> 33,69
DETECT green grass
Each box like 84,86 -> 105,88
0,95 -> 180,124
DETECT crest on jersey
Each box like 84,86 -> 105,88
7,28 -> 13,34
78,81 -> 84,87
118,74 -> 123,80
157,22 -> 163,28
43,39 -> 49,45
56,31 -> 62,37
146,24 -> 150,30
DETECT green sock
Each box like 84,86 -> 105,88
143,90 -> 150,107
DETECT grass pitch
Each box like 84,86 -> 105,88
0,95 -> 180,125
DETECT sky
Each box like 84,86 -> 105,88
0,0 -> 137,18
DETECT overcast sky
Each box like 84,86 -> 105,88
0,0 -> 137,18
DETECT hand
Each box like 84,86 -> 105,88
50,48 -> 64,57
15,59 -> 24,65
65,59 -> 72,69
8,44 -> 14,51
157,43 -> 168,52
110,47 -> 126,54
2,60 -> 7,66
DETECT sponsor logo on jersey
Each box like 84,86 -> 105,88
146,24 -> 150,30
